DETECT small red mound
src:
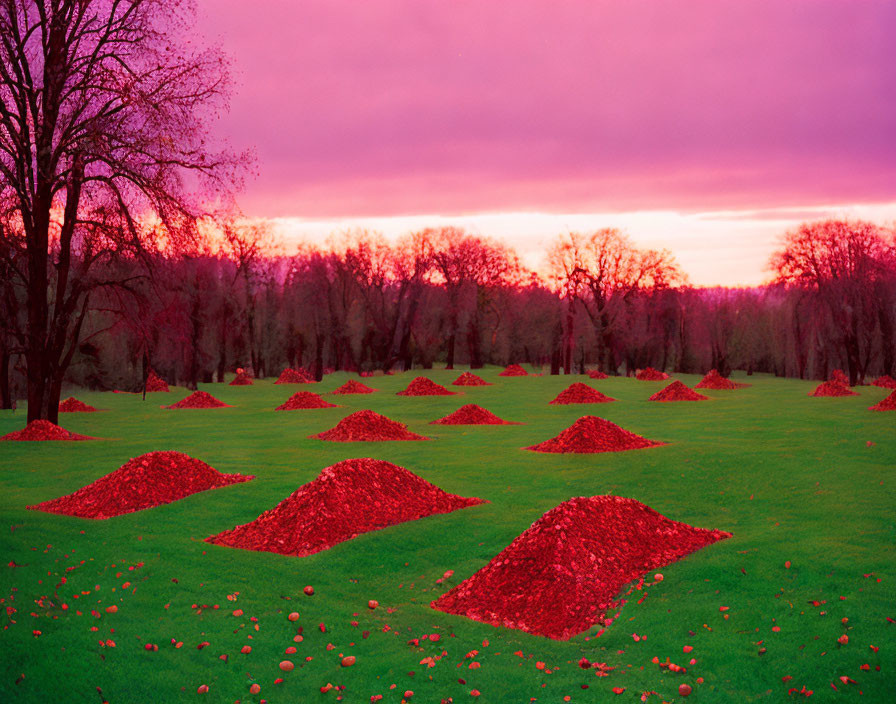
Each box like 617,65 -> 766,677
829,368 -> 849,385
332,379 -> 377,394
870,389 -> 896,411
648,380 -> 709,402
550,383 -> 616,404
431,495 -> 731,640
526,416 -> 663,454
695,369 -> 748,389
872,375 -> 896,389
452,372 -> 492,386
58,397 -> 99,413
165,391 -> 232,409
275,367 -> 315,384
276,391 -> 337,410
635,367 -> 668,381
206,458 -> 484,556
311,410 -> 429,441
229,371 -> 253,386
28,451 -> 253,519
397,376 -> 456,396
809,381 -> 858,397
145,370 -> 169,392
587,369 -> 608,379
1,420 -> 94,442
430,404 -> 518,425
499,364 -> 529,377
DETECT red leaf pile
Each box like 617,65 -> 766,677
1,420 -> 94,442
499,364 -> 528,377
311,410 -> 429,441
276,391 -> 337,410
587,369 -> 608,379
275,368 -> 315,384
58,397 -> 98,413
27,451 -> 253,519
145,370 -> 169,392
809,381 -> 858,397
229,371 -> 253,386
829,369 -> 849,385
635,367 -> 668,381
331,380 -> 377,394
396,377 -> 456,396
164,391 -> 232,409
648,380 -> 709,402
550,382 -> 616,405
431,495 -> 731,640
872,375 -> 896,389
695,369 -> 747,389
430,404 -> 518,425
452,372 -> 491,386
526,416 -> 663,454
869,389 -> 896,411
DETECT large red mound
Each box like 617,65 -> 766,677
311,410 -> 429,441
809,381 -> 858,397
397,376 -> 456,396
58,397 -> 99,413
28,451 -> 253,519
648,380 -> 709,402
164,391 -> 232,409
452,372 -> 492,386
229,370 -> 253,386
331,379 -> 377,394
587,369 -> 608,379
275,367 -> 315,384
869,389 -> 896,411
550,382 -> 616,405
526,416 -> 663,454
635,367 -> 668,381
499,364 -> 529,377
430,404 -> 518,425
872,375 -> 896,389
1,420 -> 94,442
206,458 -> 485,556
276,391 -> 337,410
695,369 -> 749,389
431,495 -> 731,640
829,368 -> 849,385
145,370 -> 169,392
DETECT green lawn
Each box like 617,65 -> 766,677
1,370 -> 893,703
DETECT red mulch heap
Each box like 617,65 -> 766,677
550,382 -> 616,405
164,391 -> 232,409
809,381 -> 858,397
58,397 -> 98,413
275,367 -> 314,384
229,371 -> 253,386
331,379 -> 377,394
276,391 -> 337,410
872,375 -> 896,389
452,372 -> 492,386
648,380 -> 709,402
587,369 -> 609,379
526,416 -> 663,454
397,376 -> 457,396
145,370 -> 169,392
28,451 -> 253,519
431,495 -> 731,640
1,420 -> 94,442
695,369 -> 744,389
635,367 -> 668,381
311,410 -> 429,441
206,458 -> 485,557
499,364 -> 529,377
829,369 -> 849,385
869,389 -> 896,411
430,404 -> 518,425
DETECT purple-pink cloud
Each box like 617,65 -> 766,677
197,0 -> 896,218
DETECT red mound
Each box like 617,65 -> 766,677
452,372 -> 492,386
872,375 -> 896,389
829,368 -> 849,385
430,404 -> 518,425
397,376 -> 456,396
311,410 -> 429,441
648,380 -> 709,402
499,364 -> 529,377
276,391 -> 337,410
206,458 -> 484,556
550,383 -> 616,404
526,416 -> 663,454
229,371 -> 253,386
28,451 -> 253,519
1,420 -> 94,442
635,367 -> 668,381
165,391 -> 232,409
275,367 -> 315,384
431,495 -> 731,640
587,369 -> 608,379
332,379 -> 377,394
145,370 -> 169,392
869,389 -> 896,411
809,381 -> 858,397
695,369 -> 748,389
58,397 -> 99,413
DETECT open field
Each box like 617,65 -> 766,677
1,370 -> 894,702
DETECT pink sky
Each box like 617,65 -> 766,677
197,0 -> 896,284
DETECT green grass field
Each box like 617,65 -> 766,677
1,370 -> 893,703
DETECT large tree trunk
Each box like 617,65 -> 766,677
563,299 -> 574,374
0,340 -> 11,410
